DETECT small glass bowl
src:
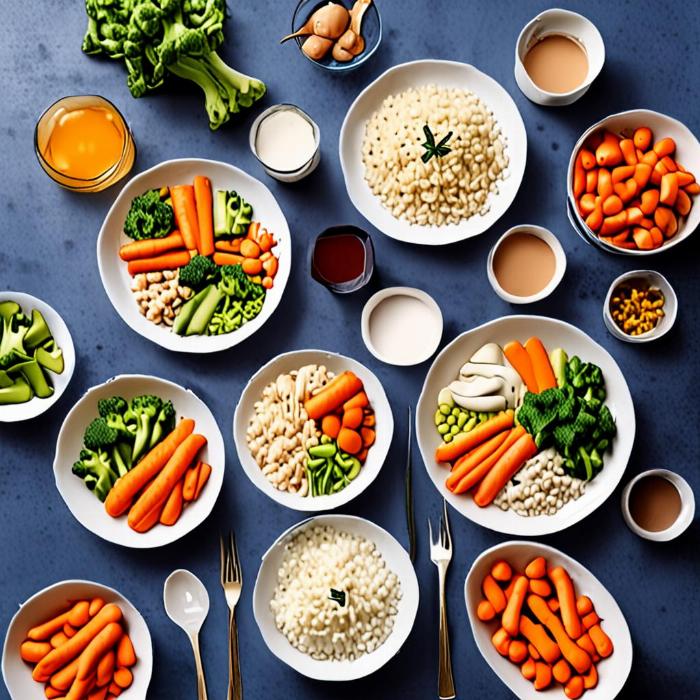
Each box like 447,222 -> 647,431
34,95 -> 136,193
249,103 -> 320,182
291,0 -> 382,73
310,225 -> 375,293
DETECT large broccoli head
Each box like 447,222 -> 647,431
124,189 -> 174,240
178,254 -> 218,290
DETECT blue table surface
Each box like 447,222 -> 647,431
2,1 -> 699,698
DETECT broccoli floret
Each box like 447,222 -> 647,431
97,395 -> 136,442
83,417 -> 131,477
123,188 -> 174,240
72,448 -> 118,502
125,394 -> 163,462
218,264 -> 265,301
178,254 -> 218,290
597,405 -> 617,439
149,399 -> 175,448
98,395 -> 129,418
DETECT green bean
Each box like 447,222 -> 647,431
306,457 -> 326,471
463,416 -> 477,432
308,443 -> 337,459
335,453 -> 353,470
347,458 -> 361,480
333,465 -> 344,479
332,479 -> 346,492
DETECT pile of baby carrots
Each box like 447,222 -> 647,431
118,177 -> 280,290
476,556 -> 613,698
304,371 -> 376,463
573,127 -> 698,250
104,418 -> 211,533
20,598 -> 137,700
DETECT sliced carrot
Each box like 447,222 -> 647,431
322,414 -> 342,437
337,428 -> 363,455
116,634 -> 137,669
240,239 -> 261,259
675,189 -> 692,216
575,595 -> 593,616
113,667 -> 133,689
613,179 -> 638,203
640,188 -> 659,215
633,162 -> 652,189
508,640 -> 528,664
491,627 -> 511,656
341,407 -> 363,430
360,427 -> 375,447
611,164 -> 635,184
654,207 -> 678,237
524,337 -> 557,390
242,258 -> 263,275
534,662 -> 553,690
676,170 -> 696,187
193,463 -> 211,501
521,657 -> 536,680
553,658 -> 572,684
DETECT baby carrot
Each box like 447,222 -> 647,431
600,211 -> 628,236
77,623 -> 123,681
337,427 -> 363,455
653,137 -> 676,157
50,656 -> 80,690
585,204 -> 603,232
633,126 -> 653,151
97,649 -> 115,687
534,662 -> 552,690
602,194 -> 623,216
305,372 -> 364,420
193,176 -> 214,257
675,189 -> 692,216
240,239 -> 261,259
573,153 -> 585,198
476,599 -> 496,621
576,633 -> 596,656
626,206 -> 643,226
585,169 -> 598,193
213,252 -> 245,266
46,686 -> 65,699
588,624 -> 614,658
619,138 -> 637,165
583,664 -> 599,689
113,667 -> 133,689
182,461 -> 202,502
519,616 -> 561,664
502,575 -> 528,637
322,414 -> 342,437
193,462 -> 211,500
525,556 -> 547,579
547,598 -> 560,613
343,391 -> 369,411
575,595 -> 593,616
127,251 -> 191,276
491,627 -> 511,656
578,193 -> 597,215
641,149 -> 659,167
553,658 -> 572,684
529,578 -> 551,597
640,189 -> 659,215
214,239 -> 241,253
613,178 -> 638,203
159,479 -> 184,526
579,149 -> 596,170
241,258 -> 263,275
660,172 -> 679,206
508,640 -> 528,664
654,207 -> 678,237
503,341 -> 538,393
435,411 -> 514,463
51,631 -> 69,648
170,185 -> 200,252
28,602 -> 90,642
89,599 -> 106,618
565,676 -> 585,699
491,560 -> 512,582
676,171 -> 696,187
660,155 -> 677,172
549,567 -> 582,639
482,574 -> 507,613
360,427 -> 376,447
633,162 -> 652,189
524,337 -> 557,391
20,640 -> 52,663
582,611 -> 600,629
521,657 -> 536,680
597,168 -> 613,199
595,131 -> 623,167
685,182 -> 700,195
611,164 -> 635,184
63,624 -> 77,638
119,231 -> 184,261
116,634 -> 137,669
66,673 -> 96,700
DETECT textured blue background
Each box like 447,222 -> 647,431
1,1 -> 699,698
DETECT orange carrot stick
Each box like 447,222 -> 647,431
491,627 -> 511,656
50,656 -> 80,691
473,433 -> 538,507
519,616 -> 561,664
89,599 -> 106,617
182,461 -> 202,502
304,372 -> 364,420
126,251 -> 191,276
96,650 -> 115,687
170,185 -> 200,252
341,407 -> 363,430
20,640 -> 52,663
525,556 -> 547,579
503,341 -> 538,393
192,462 -> 211,500
66,673 -> 96,700
529,578 -> 551,597
549,566 -> 582,639
213,252 -> 245,266
28,602 -> 90,641
159,479 -> 184,526
502,575 -> 528,636
476,600 -> 496,621
435,411 -> 514,463
128,434 -> 207,532
51,631 -> 69,648
116,635 -> 137,669
534,662 -> 553,690
105,419 -> 195,518
524,337 -> 557,391
119,232 -> 184,261
452,426 -> 525,494
214,239 -> 242,254
588,624 -> 614,658
482,574 -> 507,613
193,176 -> 214,256
445,431 -> 510,490
343,391 -> 369,411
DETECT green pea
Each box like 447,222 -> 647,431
478,412 -> 488,422
435,410 -> 446,425
321,434 -> 332,445
439,404 -> 451,416
437,423 -> 450,435
443,433 -> 453,442
456,412 -> 467,428
450,425 -> 460,435
451,407 -> 460,417
446,415 -> 456,426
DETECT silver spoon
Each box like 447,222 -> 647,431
164,569 -> 210,700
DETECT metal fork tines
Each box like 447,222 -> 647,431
220,531 -> 243,700
428,500 -> 456,700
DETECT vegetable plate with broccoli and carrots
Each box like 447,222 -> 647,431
97,159 -> 291,353
417,316 -> 635,536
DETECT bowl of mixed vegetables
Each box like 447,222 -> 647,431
416,316 -> 635,536
0,292 -> 75,423
97,158 -> 291,353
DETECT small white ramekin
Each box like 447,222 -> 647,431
621,469 -> 695,542
514,8 -> 605,106
603,270 -> 678,343
487,225 -> 567,304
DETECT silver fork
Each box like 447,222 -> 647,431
220,532 -> 243,700
429,500 -> 456,700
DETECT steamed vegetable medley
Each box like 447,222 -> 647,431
0,301 -> 64,405
247,365 -> 376,497
435,337 -> 616,517
119,176 -> 280,337
475,555 -> 613,698
20,598 -> 138,697
72,393 -> 212,533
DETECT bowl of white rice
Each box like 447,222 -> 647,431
339,60 -> 528,245
252,514 -> 419,680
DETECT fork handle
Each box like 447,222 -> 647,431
227,609 -> 243,700
438,568 -> 456,699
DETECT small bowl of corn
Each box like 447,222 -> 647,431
603,270 -> 677,343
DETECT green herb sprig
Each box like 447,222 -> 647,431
421,125 -> 453,163
328,588 -> 346,607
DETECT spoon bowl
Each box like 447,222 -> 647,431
164,569 -> 210,633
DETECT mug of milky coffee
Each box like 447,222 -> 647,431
514,8 -> 605,106
621,469 -> 695,542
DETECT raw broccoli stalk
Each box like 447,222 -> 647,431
125,394 -> 163,462
214,190 -> 253,237
178,254 -> 219,290
0,314 -> 29,369
0,376 -> 33,404
149,399 -> 175,448
72,448 -> 119,502
24,310 -> 52,349
124,188 -> 174,240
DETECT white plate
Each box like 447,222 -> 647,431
97,158 -> 291,353
465,541 -> 633,700
2,579 -> 153,699
0,292 -> 75,423
339,60 -> 527,245
233,350 -> 393,511
53,374 -> 225,548
253,514 -> 419,681
566,109 -> 700,255
416,316 -> 635,535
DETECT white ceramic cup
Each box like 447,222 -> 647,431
249,104 -> 320,182
621,469 -> 695,541
487,225 -> 567,304
514,8 -> 605,106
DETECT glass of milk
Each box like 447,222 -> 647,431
249,104 -> 320,182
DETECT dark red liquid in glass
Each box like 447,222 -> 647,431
312,233 -> 366,284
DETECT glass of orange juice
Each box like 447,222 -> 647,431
34,95 -> 136,192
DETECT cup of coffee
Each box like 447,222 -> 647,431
621,469 -> 694,541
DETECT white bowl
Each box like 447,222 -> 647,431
0,292 -> 75,423
97,158 -> 291,352
621,468 -> 695,541
465,541 -> 632,700
233,350 -> 393,511
566,109 -> 700,255
360,287 -> 443,365
339,59 -> 527,246
2,579 -> 152,699
416,315 -> 635,536
53,374 -> 225,548
252,514 -> 419,680
486,225 -> 567,304
514,8 -> 605,106
603,270 -> 678,343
